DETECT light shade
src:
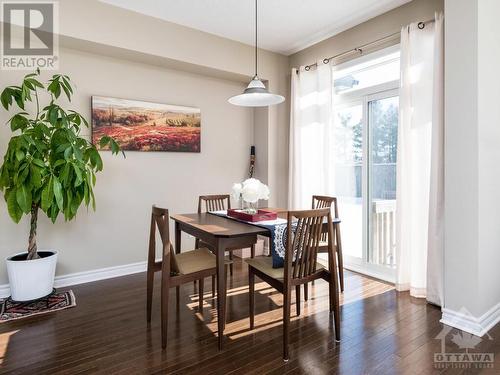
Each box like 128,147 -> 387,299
228,77 -> 285,107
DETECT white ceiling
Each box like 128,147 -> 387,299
100,0 -> 411,55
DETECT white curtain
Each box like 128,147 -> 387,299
396,13 -> 444,305
289,62 -> 334,209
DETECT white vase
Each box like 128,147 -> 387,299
6,250 -> 58,301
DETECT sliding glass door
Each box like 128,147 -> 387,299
331,46 -> 400,281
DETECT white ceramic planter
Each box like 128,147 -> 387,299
6,250 -> 57,301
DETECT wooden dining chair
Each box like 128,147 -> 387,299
245,208 -> 341,361
196,195 -> 256,295
308,195 -> 344,296
146,206 -> 228,349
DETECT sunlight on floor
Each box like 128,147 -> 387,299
183,274 -> 394,340
0,329 -> 20,364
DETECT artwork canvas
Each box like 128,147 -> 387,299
91,96 -> 201,152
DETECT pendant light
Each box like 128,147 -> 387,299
228,0 -> 285,107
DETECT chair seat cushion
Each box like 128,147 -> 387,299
245,257 -> 326,280
176,248 -> 216,275
175,248 -> 233,275
245,256 -> 284,279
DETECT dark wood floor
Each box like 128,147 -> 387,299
0,260 -> 498,375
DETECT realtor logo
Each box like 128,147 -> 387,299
434,308 -> 494,370
1,1 -> 59,70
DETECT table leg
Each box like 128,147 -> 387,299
216,238 -> 226,350
175,221 -> 181,304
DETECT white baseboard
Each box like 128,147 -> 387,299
0,261 -> 147,299
440,302 -> 500,337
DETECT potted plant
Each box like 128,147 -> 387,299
0,69 -> 122,301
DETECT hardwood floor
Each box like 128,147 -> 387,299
0,260 -> 498,374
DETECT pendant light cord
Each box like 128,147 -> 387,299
255,0 -> 258,78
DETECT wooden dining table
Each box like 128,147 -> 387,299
170,210 -> 341,350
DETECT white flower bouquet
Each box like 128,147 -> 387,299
231,178 -> 270,214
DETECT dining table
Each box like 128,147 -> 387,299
170,209 -> 341,350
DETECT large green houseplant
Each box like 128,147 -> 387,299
0,69 -> 121,301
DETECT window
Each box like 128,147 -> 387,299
330,45 -> 400,282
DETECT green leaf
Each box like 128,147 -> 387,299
73,163 -> 83,187
10,113 -> 30,131
99,136 -> 111,148
16,185 -> 32,213
15,149 -> 25,161
49,203 -> 59,223
53,177 -> 63,211
32,158 -> 45,168
7,190 -> 23,223
25,78 -> 44,89
0,88 -> 13,109
41,176 -> 53,211
30,164 -> 42,188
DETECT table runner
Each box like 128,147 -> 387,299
209,210 -> 294,268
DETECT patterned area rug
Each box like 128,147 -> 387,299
0,290 -> 76,322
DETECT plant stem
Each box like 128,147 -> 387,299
34,88 -> 40,123
27,204 -> 40,260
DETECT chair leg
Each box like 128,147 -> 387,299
176,286 -> 180,306
146,262 -> 154,323
161,275 -> 169,349
251,244 -> 255,258
329,273 -> 341,342
229,252 -> 234,276
336,226 -> 345,293
283,287 -> 291,361
304,283 -> 309,301
198,277 -> 204,312
337,250 -> 344,292
249,267 -> 255,329
295,285 -> 301,316
212,275 -> 216,298
223,266 -> 228,330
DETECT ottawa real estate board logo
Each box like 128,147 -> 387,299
434,308 -> 494,370
1,1 -> 59,70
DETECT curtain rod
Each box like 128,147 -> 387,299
297,18 -> 435,73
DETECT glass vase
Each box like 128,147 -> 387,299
243,201 -> 258,214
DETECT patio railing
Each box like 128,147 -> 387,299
370,199 -> 396,268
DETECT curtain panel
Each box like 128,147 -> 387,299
396,12 -> 444,306
288,63 -> 334,210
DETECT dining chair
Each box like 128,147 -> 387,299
197,195 -> 256,295
146,206 -> 229,349
307,195 -> 344,297
245,208 -> 341,361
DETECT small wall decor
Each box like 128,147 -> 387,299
92,96 -> 201,152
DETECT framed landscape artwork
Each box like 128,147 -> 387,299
91,96 -> 201,152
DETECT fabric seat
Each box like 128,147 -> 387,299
174,248 -> 233,275
175,248 -> 215,275
245,256 -> 325,280
245,256 -> 284,279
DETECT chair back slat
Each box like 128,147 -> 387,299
285,208 -> 331,281
312,195 -> 338,241
150,206 -> 179,274
198,195 -> 231,213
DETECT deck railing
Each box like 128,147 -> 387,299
370,199 -> 396,268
